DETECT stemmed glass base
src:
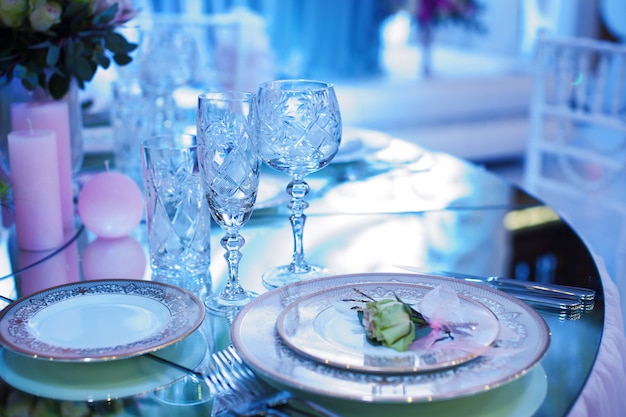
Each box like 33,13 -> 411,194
262,264 -> 328,289
261,178 -> 328,289
205,233 -> 258,316
204,289 -> 258,316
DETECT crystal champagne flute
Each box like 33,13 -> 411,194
197,91 -> 261,315
257,80 -> 342,288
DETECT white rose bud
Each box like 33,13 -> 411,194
28,1 -> 61,32
0,0 -> 29,27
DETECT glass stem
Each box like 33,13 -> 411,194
220,233 -> 246,301
152,92 -> 176,135
287,179 -> 311,273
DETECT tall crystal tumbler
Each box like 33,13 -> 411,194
141,134 -> 212,284
197,92 -> 261,314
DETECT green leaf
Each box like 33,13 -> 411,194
113,53 -> 132,66
65,3 -> 91,32
94,4 -> 119,26
105,32 -> 136,54
21,71 -> 39,91
49,74 -> 70,99
13,64 -> 28,79
64,38 -> 75,69
46,45 -> 60,66
0,37 -> 15,55
95,53 -> 111,69
30,41 -> 53,49
64,2 -> 90,19
75,56 -> 96,82
74,39 -> 85,54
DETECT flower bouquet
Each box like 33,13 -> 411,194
0,0 -> 138,99
393,0 -> 485,76
412,0 -> 485,32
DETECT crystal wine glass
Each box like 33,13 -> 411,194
257,80 -> 342,288
197,91 -> 261,315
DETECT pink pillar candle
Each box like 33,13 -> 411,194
8,129 -> 64,250
18,247 -> 74,296
11,101 -> 74,231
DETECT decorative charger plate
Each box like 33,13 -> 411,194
276,282 -> 500,373
0,279 -> 205,361
0,329 -> 208,401
231,273 -> 550,403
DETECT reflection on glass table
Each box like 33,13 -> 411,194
0,129 -> 605,417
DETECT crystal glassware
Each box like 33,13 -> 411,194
197,91 -> 261,315
141,134 -> 212,284
138,27 -> 198,136
257,80 -> 342,288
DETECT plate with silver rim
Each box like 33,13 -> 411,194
0,329 -> 208,401
231,272 -> 550,403
0,279 -> 205,362
276,282 -> 500,374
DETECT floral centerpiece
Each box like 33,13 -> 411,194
411,0 -> 485,32
0,0 -> 138,214
395,0 -> 486,76
0,0 -> 138,99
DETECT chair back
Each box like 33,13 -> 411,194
524,35 -> 626,210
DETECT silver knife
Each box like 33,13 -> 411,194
394,265 -> 593,313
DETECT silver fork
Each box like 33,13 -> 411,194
206,346 -> 342,417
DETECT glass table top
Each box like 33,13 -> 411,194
0,132 -> 603,417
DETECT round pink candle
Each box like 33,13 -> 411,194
8,129 -> 64,250
77,171 -> 143,238
11,101 -> 74,231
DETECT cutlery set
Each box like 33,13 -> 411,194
395,265 -> 595,316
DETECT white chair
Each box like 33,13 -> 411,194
524,35 -> 626,205
524,34 -> 626,288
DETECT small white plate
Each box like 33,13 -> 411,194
276,282 -> 499,373
0,279 -> 205,361
0,329 -> 208,401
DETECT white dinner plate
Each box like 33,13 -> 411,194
231,272 -> 550,403
276,282 -> 500,373
299,364 -> 548,417
0,279 -> 205,361
0,329 -> 208,402
307,363 -> 547,417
